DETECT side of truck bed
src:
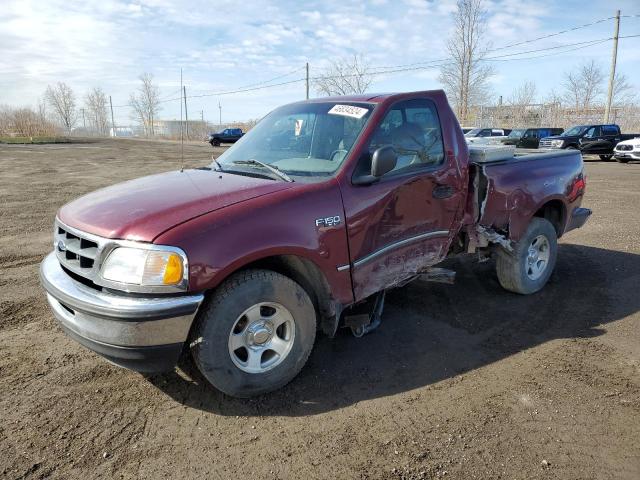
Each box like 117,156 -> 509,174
468,148 -> 585,242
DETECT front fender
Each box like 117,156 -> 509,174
154,178 -> 354,305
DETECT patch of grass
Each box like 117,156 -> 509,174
0,136 -> 76,144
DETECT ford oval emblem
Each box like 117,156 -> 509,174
57,240 -> 66,252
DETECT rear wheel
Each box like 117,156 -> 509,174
599,154 -> 613,161
496,218 -> 558,295
190,269 -> 316,397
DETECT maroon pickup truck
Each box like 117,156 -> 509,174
40,91 -> 591,397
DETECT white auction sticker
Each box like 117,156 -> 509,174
328,104 -> 369,119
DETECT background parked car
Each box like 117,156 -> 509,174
613,137 -> 640,163
464,127 -> 512,138
503,128 -> 564,148
539,124 -> 640,160
208,128 -> 244,146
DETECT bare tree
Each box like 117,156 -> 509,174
563,60 -> 604,112
45,82 -> 77,133
314,54 -> 372,96
612,72 -> 636,107
507,81 -> 538,127
129,73 -> 161,136
439,0 -> 494,123
85,87 -> 109,136
0,105 -> 58,137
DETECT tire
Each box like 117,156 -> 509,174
599,154 -> 613,161
616,157 -> 630,163
190,269 -> 316,397
565,145 -> 578,150
212,139 -> 220,147
496,218 -> 558,295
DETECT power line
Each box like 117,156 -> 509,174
369,15 -> 620,71
106,30 -> 640,108
188,66 -> 305,95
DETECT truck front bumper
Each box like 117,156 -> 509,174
40,252 -> 204,372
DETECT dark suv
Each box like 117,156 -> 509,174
209,128 -> 244,146
503,128 -> 564,149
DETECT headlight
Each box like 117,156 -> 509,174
100,247 -> 186,288
551,139 -> 564,147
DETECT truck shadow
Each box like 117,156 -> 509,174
148,243 -> 640,416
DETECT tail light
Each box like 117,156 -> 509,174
567,173 -> 586,202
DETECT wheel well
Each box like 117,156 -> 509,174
534,200 -> 565,237
236,255 -> 341,337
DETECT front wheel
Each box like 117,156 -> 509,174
496,218 -> 558,295
599,154 -> 613,161
190,269 -> 316,397
616,157 -> 630,163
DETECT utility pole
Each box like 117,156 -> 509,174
305,62 -> 309,100
81,108 -> 86,130
218,101 -> 222,127
183,85 -> 189,140
109,95 -> 116,137
604,10 -> 620,123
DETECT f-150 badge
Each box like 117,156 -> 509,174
315,215 -> 341,228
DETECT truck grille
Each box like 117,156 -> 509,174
54,220 -> 107,283
539,139 -> 556,149
616,144 -> 633,151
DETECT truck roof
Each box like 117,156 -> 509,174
301,90 -> 447,104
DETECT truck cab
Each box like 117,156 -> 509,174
40,91 -> 590,397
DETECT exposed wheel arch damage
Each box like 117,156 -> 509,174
533,199 -> 566,238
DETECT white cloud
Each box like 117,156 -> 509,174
0,0 -> 636,123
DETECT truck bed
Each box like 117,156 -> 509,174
469,148 -> 584,241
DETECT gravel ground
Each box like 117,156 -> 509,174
0,139 -> 638,479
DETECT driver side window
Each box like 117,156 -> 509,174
367,99 -> 444,176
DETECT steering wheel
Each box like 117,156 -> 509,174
329,149 -> 348,162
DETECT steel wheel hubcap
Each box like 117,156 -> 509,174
525,234 -> 550,280
228,302 -> 295,374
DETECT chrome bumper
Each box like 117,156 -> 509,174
40,252 -> 204,371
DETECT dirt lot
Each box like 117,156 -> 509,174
1,139 -> 639,479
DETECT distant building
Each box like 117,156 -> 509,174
153,120 -> 208,138
110,127 -> 134,137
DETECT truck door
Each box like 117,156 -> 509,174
340,98 -> 466,301
522,129 -> 538,148
581,126 -> 603,152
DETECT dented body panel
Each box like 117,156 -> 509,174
473,150 -> 586,241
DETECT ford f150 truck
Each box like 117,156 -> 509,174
539,123 -> 640,160
40,91 -> 591,397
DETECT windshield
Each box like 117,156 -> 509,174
508,129 -> 526,138
214,102 -> 373,177
464,128 -> 481,137
563,126 -> 588,136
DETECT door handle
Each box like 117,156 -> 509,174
433,184 -> 456,199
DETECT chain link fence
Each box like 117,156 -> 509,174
466,103 -> 640,132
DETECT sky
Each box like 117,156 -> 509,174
1,0 -> 639,126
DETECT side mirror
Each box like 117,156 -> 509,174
371,145 -> 397,177
352,145 -> 397,185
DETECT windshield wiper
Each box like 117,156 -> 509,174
232,159 -> 294,182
